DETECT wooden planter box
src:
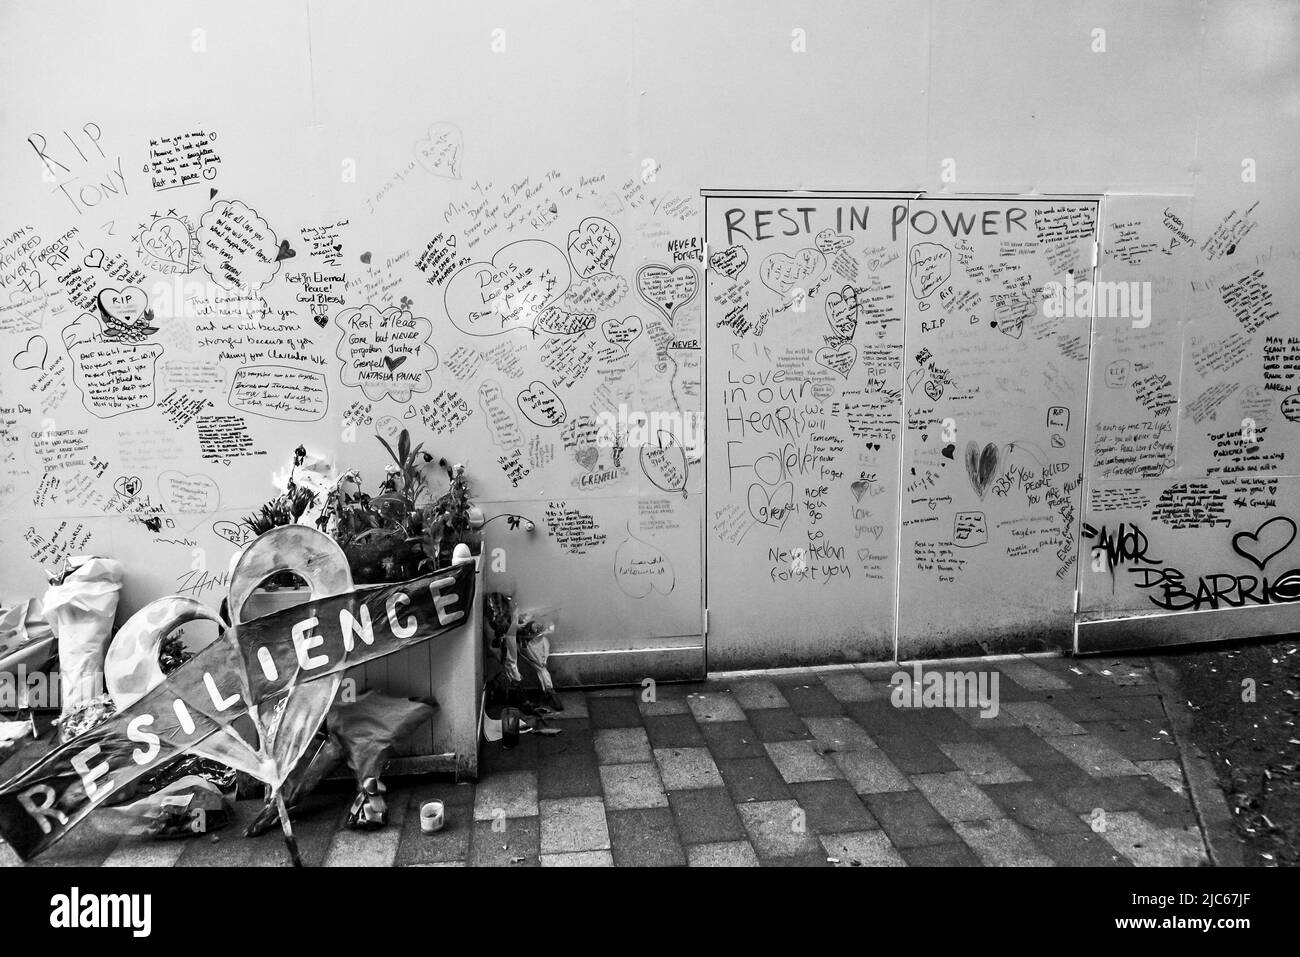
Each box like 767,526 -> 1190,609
239,562 -> 483,779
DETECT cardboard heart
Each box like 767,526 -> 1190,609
815,341 -> 857,379
1231,516 -> 1297,570
825,286 -> 859,340
964,442 -> 1000,500
97,286 -> 150,326
636,263 -> 699,322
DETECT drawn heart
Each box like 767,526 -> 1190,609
113,475 -> 143,498
1231,516 -> 1297,571
576,445 -> 599,472
824,286 -> 859,340
941,443 -> 955,460
383,355 -> 408,372
212,520 -> 253,546
924,379 -> 943,402
759,248 -> 825,297
708,244 -> 749,280
313,314 -> 329,328
815,228 -> 853,254
83,248 -> 105,269
851,479 -> 869,502
748,481 -> 794,529
815,341 -> 857,379
360,251 -> 372,265
275,240 -> 296,262
13,334 -> 47,371
141,217 -> 191,268
97,286 -> 150,326
636,263 -> 699,322
614,531 -> 675,598
601,315 -> 643,352
333,244 -> 343,253
964,442 -> 1000,500
158,470 -> 221,515
403,405 -> 417,420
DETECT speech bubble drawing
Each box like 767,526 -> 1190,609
908,242 -> 951,309
564,273 -> 629,313
601,315 -> 643,352
335,304 -> 438,402
517,380 -> 567,428
69,341 -> 163,419
567,217 -> 621,278
640,430 -> 689,496
709,244 -> 749,280
414,122 -> 463,179
199,199 -> 283,291
444,239 -> 571,336
759,248 -> 825,297
636,263 -> 699,323
953,510 -> 988,548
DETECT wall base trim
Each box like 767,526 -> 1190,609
1075,603 -> 1299,655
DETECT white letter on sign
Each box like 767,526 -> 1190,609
71,743 -> 111,798
292,616 -> 327,670
386,592 -> 417,639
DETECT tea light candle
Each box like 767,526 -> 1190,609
420,800 -> 445,833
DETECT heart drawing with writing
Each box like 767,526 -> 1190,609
759,248 -> 825,297
825,286 -> 859,341
141,217 -> 192,269
636,263 -> 699,323
964,442 -> 1000,500
815,341 -> 857,380
748,481 -> 794,530
1231,516 -> 1297,570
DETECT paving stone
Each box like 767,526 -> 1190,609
1136,759 -> 1186,795
729,679 -> 788,709
832,749 -> 914,794
954,819 -> 1055,867
538,755 -> 603,800
30,811 -> 123,867
643,712 -> 707,748
686,690 -> 747,723
638,694 -> 690,716
717,755 -> 793,803
669,787 -> 747,844
1104,774 -> 1199,829
473,770 -> 538,820
1035,831 -> 1131,867
1044,734 -> 1145,777
1001,701 -> 1088,736
912,771 -> 1004,822
998,657 -> 1073,691
863,791 -> 960,848
782,682 -> 846,716
700,720 -> 766,759
479,735 -> 541,773
654,746 -> 724,790
594,727 -> 653,765
396,784 -> 473,866
607,807 -> 687,866
937,742 -> 1031,785
911,707 -> 987,743
761,851 -> 833,867
873,732 -> 959,774
820,829 -> 906,866
325,794 -> 407,866
587,695 -> 644,729
791,780 -> 879,833
737,800 -> 823,859
901,842 -> 983,866
1042,692 -> 1119,723
845,700 -> 916,736
557,691 -> 589,717
819,670 -> 876,702
600,762 -> 668,810
687,840 -> 760,866
803,715 -> 878,753
541,850 -> 613,866
539,796 -> 610,854
985,727 -> 1078,767
1087,810 -> 1208,866
764,740 -> 843,783
745,707 -> 813,742
534,722 -> 595,759
102,840 -> 191,867
470,817 -> 540,867
982,782 -> 1090,834
1082,720 -> 1180,761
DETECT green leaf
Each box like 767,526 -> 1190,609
376,434 -> 400,467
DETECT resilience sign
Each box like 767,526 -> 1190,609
0,562 -> 475,860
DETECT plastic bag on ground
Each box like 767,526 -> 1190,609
0,599 -> 56,703
332,691 -> 435,830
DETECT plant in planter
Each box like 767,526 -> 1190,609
321,429 -> 482,583
243,445 -> 319,589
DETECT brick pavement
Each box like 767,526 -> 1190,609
0,654 -> 1213,867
